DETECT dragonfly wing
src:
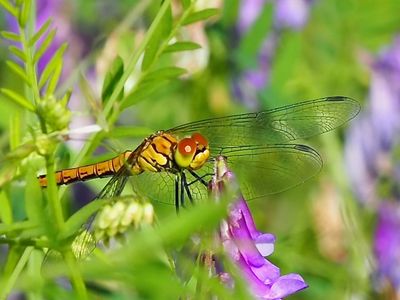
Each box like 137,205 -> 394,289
222,144 -> 322,200
128,164 -> 214,205
71,169 -> 130,258
168,96 -> 360,154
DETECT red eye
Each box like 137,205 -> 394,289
191,132 -> 208,147
178,138 -> 196,155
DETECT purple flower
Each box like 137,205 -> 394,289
374,202 -> 400,291
212,156 -> 307,299
345,37 -> 400,294
233,1 -> 313,107
345,37 -> 400,206
274,0 -> 313,30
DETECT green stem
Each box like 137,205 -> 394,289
73,0 -> 198,170
72,0 -> 173,167
19,20 -> 47,133
45,155 -> 64,231
0,247 -> 33,300
102,0 -> 172,119
64,250 -> 88,300
321,134 -> 372,294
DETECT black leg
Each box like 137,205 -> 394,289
188,169 -> 210,186
180,173 -> 185,208
175,175 -> 179,213
182,172 -> 194,204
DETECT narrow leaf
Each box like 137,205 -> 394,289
141,3 -> 172,71
0,0 -> 17,16
25,168 -> 44,224
29,19 -> 52,46
1,31 -> 21,42
6,60 -> 30,85
46,61 -> 62,95
0,190 -> 13,224
101,56 -> 124,103
38,43 -> 67,89
9,45 -> 26,62
143,66 -> 186,81
9,113 -> 21,151
0,88 -> 35,111
122,80 -> 167,109
18,0 -> 31,27
181,0 -> 191,9
33,28 -> 56,63
182,8 -> 219,25
164,41 -> 201,53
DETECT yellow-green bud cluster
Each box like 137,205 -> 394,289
37,95 -> 71,131
94,198 -> 154,244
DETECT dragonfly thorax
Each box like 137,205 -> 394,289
135,132 -> 209,174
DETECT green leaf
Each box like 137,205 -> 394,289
9,45 -> 26,62
6,60 -> 30,85
122,80 -> 167,109
46,60 -> 62,95
181,0 -> 191,9
164,41 -> 201,53
101,56 -> 124,103
0,0 -> 17,16
0,190 -> 13,224
1,31 -> 21,42
0,88 -> 35,111
33,28 -> 56,64
9,113 -> 21,151
18,0 -> 31,27
141,3 -> 172,71
38,43 -> 68,89
182,8 -> 219,25
29,19 -> 52,46
25,168 -> 44,225
143,66 -> 186,82
234,3 -> 273,69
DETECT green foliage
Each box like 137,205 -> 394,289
0,0 -> 400,299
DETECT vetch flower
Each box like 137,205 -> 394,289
345,37 -> 400,206
233,0 -> 313,108
345,37 -> 400,294
212,156 -> 308,299
374,202 -> 400,295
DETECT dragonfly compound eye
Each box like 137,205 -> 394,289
175,137 -> 197,168
191,132 -> 208,148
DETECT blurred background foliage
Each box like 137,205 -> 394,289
1,0 -> 400,299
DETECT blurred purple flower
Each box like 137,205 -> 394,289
212,157 -> 307,299
274,0 -> 313,30
5,1 -> 83,76
345,37 -> 400,294
237,0 -> 267,35
345,37 -> 400,206
374,202 -> 400,291
233,0 -> 313,107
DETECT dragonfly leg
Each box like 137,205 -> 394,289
181,172 -> 194,204
180,173 -> 185,208
188,170 -> 211,187
175,175 -> 180,213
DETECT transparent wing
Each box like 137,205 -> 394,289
128,164 -> 214,206
71,169 -> 130,258
128,144 -> 321,204
224,144 -> 322,200
168,96 -> 360,155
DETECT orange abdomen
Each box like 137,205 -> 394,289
38,151 -> 133,187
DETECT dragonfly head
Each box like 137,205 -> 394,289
174,132 -> 209,170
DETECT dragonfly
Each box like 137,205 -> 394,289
38,96 -> 360,211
